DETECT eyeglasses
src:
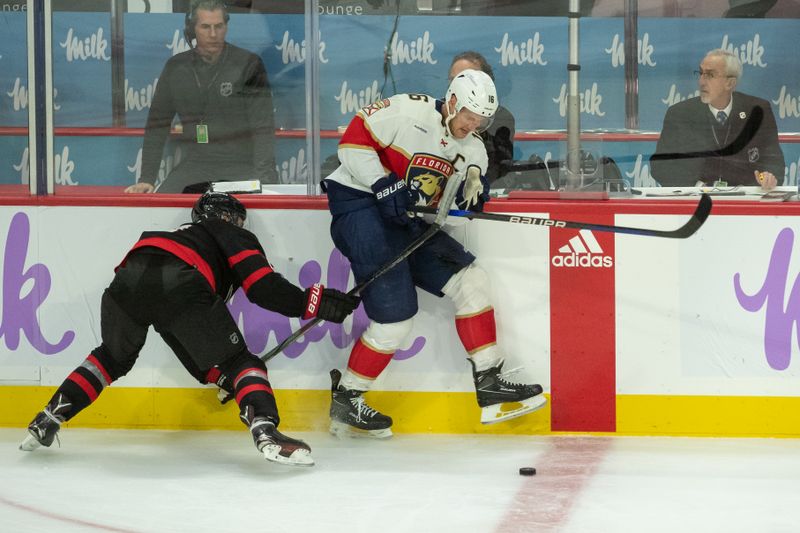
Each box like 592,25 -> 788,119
693,69 -> 735,80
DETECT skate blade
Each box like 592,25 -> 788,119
480,394 -> 547,425
329,420 -> 393,439
216,387 -> 233,405
261,445 -> 315,467
19,433 -> 42,452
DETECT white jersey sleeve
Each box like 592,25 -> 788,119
330,95 -> 413,192
325,93 -> 489,207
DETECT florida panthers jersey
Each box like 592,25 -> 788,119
325,93 -> 489,207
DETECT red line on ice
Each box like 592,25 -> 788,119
0,494 -> 142,533
496,436 -> 612,532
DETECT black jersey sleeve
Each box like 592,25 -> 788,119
201,219 -> 307,316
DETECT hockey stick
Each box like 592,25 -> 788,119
260,172 -> 462,363
216,172 -> 467,403
409,193 -> 711,239
649,106 -> 763,165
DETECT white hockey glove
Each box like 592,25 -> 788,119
457,165 -> 490,212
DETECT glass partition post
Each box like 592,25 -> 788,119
27,0 -> 54,195
110,0 -> 125,128
25,0 -> 38,195
566,0 -> 582,187
623,0 -> 639,130
43,0 -> 54,195
304,0 -> 321,194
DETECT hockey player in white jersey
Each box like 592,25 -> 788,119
323,69 -> 546,438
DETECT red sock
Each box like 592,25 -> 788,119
455,308 -> 497,354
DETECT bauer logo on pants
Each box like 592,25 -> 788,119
551,229 -> 613,268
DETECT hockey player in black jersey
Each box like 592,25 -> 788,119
19,192 -> 360,466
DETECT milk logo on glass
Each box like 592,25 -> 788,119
124,77 -> 159,113
335,79 -> 380,116
278,148 -> 308,184
7,79 -> 61,113
59,26 -> 110,62
166,28 -> 192,56
276,30 -> 328,65
494,32 -> 548,67
388,30 -> 437,66
553,82 -> 605,118
604,32 -> 656,68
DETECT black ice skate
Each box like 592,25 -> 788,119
469,359 -> 547,424
245,414 -> 314,467
19,393 -> 71,451
329,369 -> 393,439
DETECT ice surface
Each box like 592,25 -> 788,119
1,428 -> 799,533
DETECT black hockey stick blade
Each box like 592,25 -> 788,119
409,193 -> 712,239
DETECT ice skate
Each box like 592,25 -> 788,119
469,360 -> 547,424
329,369 -> 393,439
19,393 -> 71,451
248,416 -> 314,467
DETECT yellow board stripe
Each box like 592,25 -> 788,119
0,386 -> 551,434
616,394 -> 800,438
3,387 -> 799,437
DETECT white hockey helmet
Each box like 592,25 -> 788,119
444,68 -> 498,134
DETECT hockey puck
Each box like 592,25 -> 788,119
519,467 -> 536,476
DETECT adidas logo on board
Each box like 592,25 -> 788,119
551,229 -> 613,268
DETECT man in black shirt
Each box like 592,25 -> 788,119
20,192 -> 360,467
126,0 -> 278,193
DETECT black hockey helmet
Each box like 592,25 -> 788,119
191,191 -> 246,227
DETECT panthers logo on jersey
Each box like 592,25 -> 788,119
406,154 -> 454,207
361,98 -> 391,117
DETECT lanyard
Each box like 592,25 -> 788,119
190,46 -> 228,125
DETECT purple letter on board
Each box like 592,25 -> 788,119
0,212 -> 75,354
734,228 -> 799,371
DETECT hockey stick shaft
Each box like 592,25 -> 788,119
257,172 -> 466,364
257,223 -> 440,364
409,193 -> 712,239
215,224 -> 446,404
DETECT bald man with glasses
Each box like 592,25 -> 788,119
650,48 -> 784,189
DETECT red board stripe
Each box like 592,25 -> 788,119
549,212 -> 616,432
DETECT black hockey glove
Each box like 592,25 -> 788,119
303,284 -> 361,323
371,173 -> 411,226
